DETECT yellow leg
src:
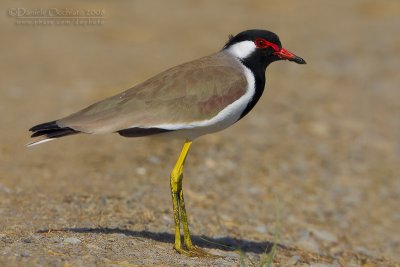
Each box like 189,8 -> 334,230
179,186 -> 193,248
178,178 -> 210,257
170,141 -> 192,254
170,141 -> 214,257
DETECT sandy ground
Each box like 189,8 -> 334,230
0,0 -> 399,266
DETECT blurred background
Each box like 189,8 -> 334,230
0,0 -> 399,266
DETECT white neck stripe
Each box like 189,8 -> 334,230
225,41 -> 256,60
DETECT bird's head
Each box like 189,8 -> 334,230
223,29 -> 306,71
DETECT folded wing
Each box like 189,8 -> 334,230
57,52 -> 247,134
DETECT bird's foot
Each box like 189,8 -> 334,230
188,245 -> 218,258
174,245 -> 218,258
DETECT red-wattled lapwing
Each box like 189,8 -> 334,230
29,29 -> 306,256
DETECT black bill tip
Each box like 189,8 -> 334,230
291,56 -> 306,64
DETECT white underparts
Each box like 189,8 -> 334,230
225,41 -> 256,60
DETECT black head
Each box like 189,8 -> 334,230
223,29 -> 306,73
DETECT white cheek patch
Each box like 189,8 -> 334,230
226,41 -> 256,60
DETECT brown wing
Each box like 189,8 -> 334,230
57,52 -> 247,134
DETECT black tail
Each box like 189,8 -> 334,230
29,120 -> 79,139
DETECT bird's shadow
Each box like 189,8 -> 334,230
38,227 -> 279,254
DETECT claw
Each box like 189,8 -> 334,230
174,246 -> 192,257
187,245 -> 217,257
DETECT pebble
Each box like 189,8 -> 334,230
248,186 -> 262,194
297,230 -> 320,253
0,183 -> 12,193
287,255 -> 301,265
20,251 -> 30,257
297,238 -> 320,253
355,246 -> 376,258
255,225 -> 268,234
147,156 -> 161,164
312,229 -> 338,244
22,238 -> 32,243
308,121 -> 330,137
100,196 -> 109,205
112,233 -> 128,238
162,214 -> 172,224
136,167 -> 147,176
64,237 -> 81,244
49,237 -> 62,244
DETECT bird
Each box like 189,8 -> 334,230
29,29 -> 306,256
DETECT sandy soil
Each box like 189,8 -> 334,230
0,0 -> 399,266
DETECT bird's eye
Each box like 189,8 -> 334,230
255,38 -> 267,48
255,38 -> 280,51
